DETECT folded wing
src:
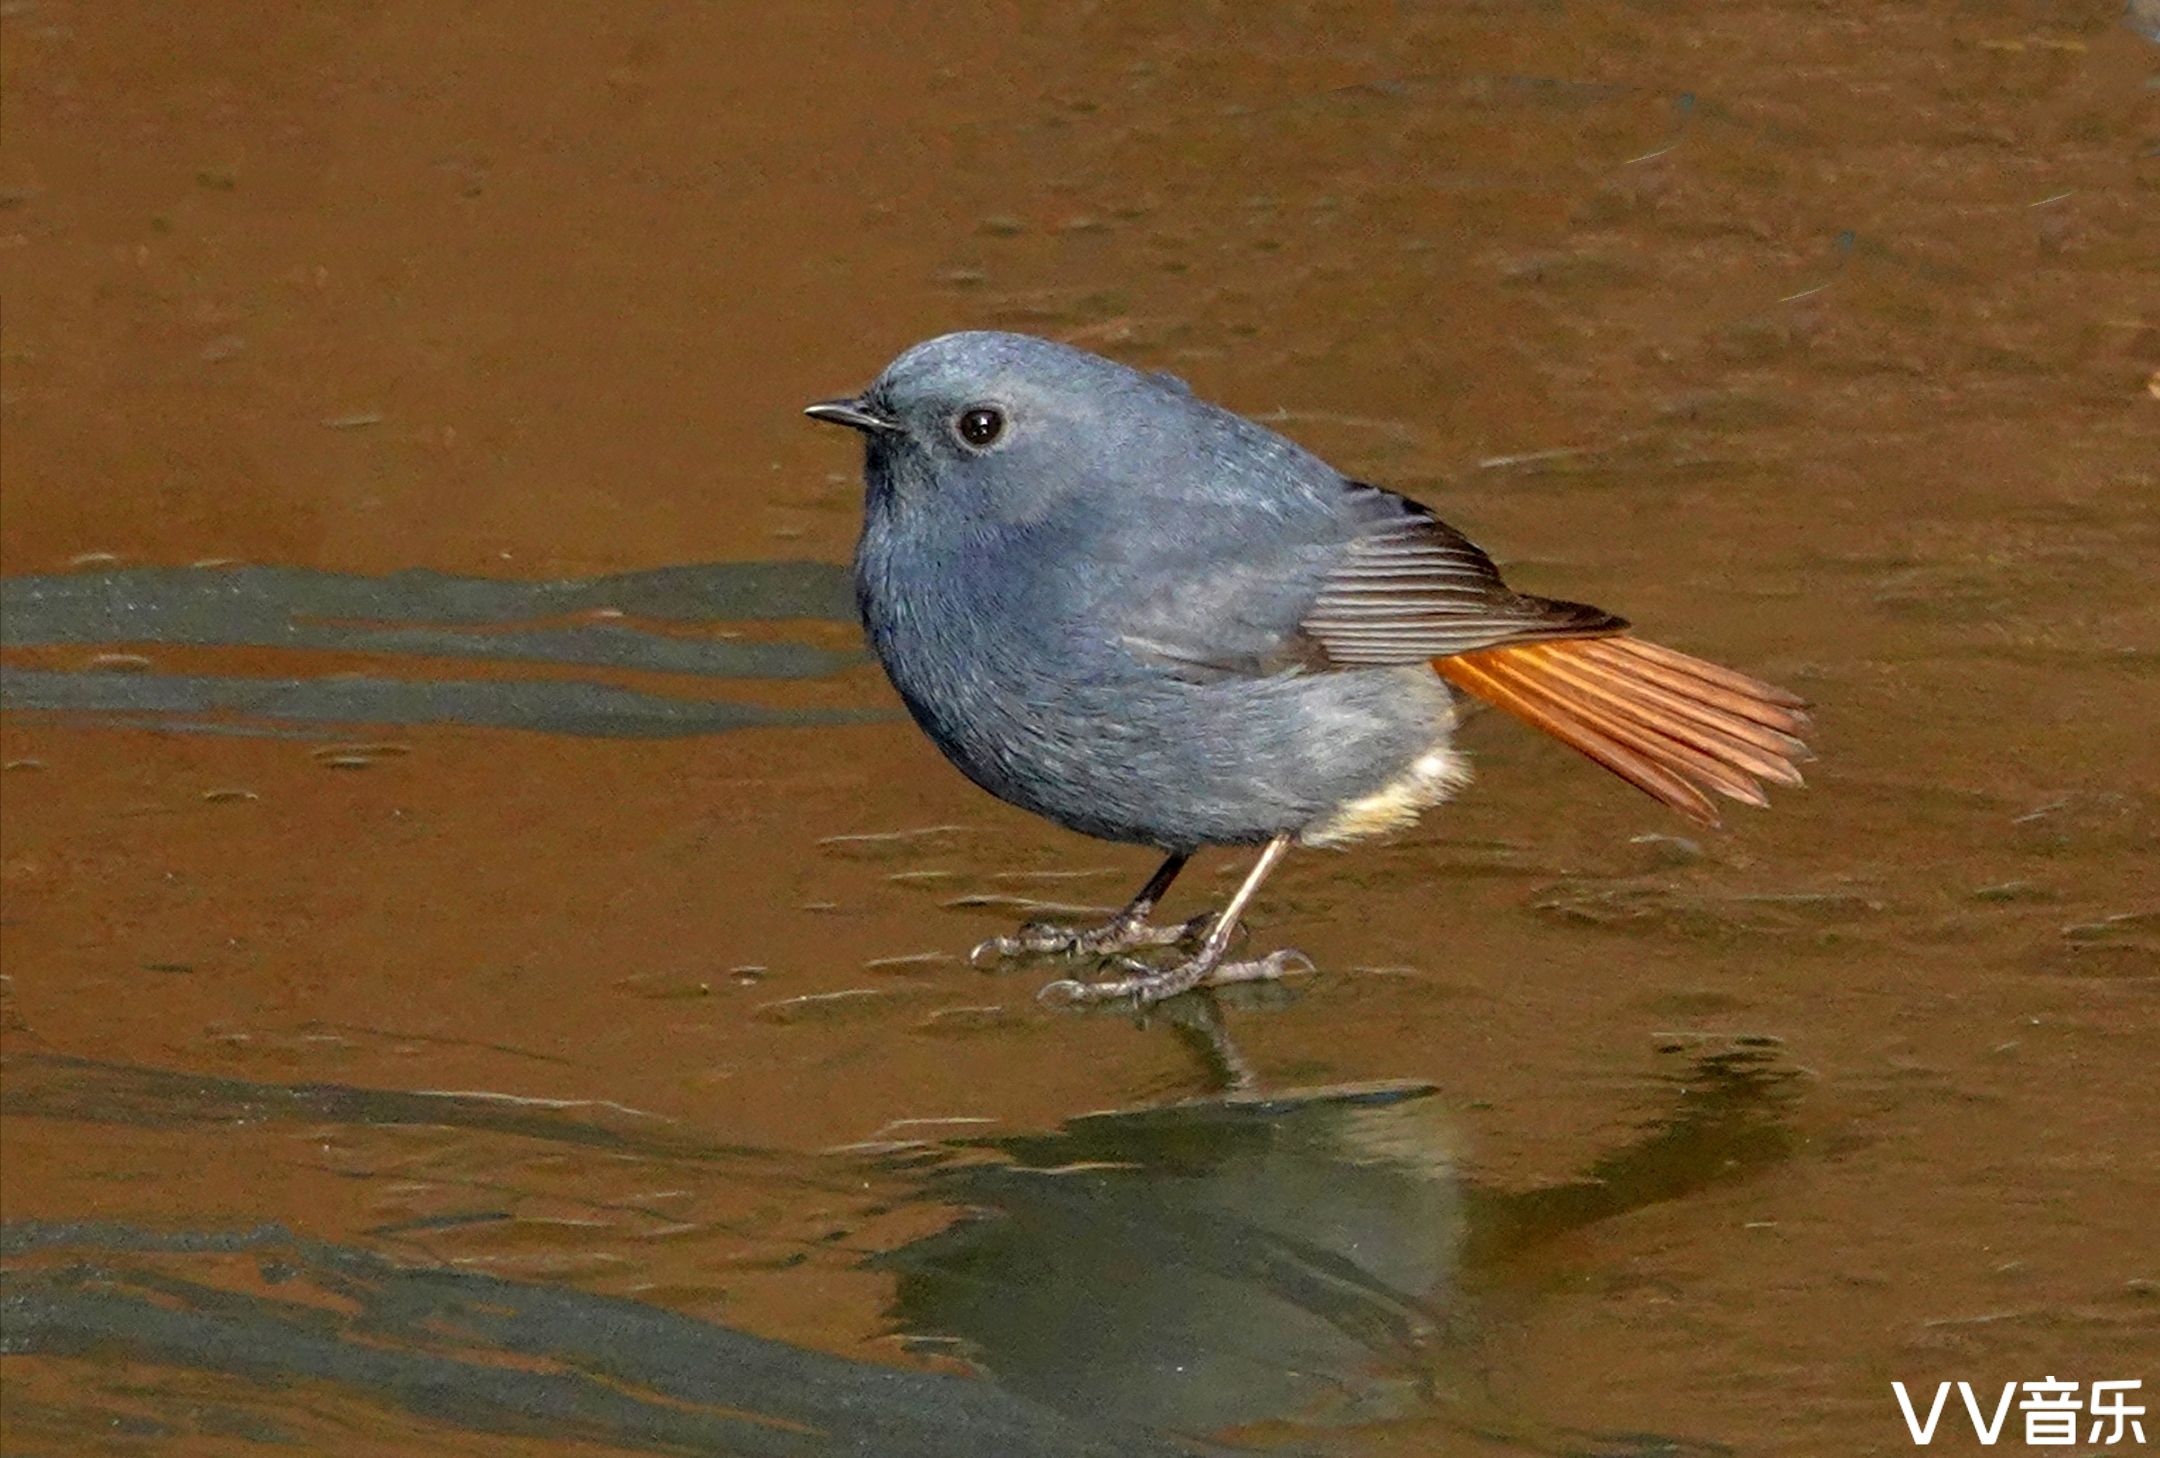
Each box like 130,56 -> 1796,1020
1113,478 -> 1810,823
1299,488 -> 1811,826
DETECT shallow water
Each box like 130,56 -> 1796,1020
3,4 -> 2156,1455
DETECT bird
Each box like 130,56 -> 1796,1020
807,331 -> 1810,1007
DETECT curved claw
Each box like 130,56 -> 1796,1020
973,913 -> 1214,969
1205,947 -> 1315,986
1040,946 -> 1315,1009
972,920 -> 1080,966
1034,958 -> 1163,1008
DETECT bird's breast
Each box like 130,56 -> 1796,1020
854,521 -> 1077,765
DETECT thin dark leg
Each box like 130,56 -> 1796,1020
1125,851 -> 1189,918
1040,835 -> 1312,1007
969,852 -> 1206,966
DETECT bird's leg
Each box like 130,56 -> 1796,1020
1040,836 -> 1312,1007
969,852 -> 1208,966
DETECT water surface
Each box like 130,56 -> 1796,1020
3,4 -> 2156,1454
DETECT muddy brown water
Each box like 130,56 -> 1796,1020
3,5 -> 2156,1456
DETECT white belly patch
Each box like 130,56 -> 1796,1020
1300,743 -> 1472,848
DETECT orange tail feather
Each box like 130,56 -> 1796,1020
1433,636 -> 1811,826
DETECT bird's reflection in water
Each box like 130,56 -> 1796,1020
875,1014 -> 1796,1452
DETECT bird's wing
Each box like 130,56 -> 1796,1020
1296,487 -> 1627,665
1117,482 -> 1811,826
1114,483 -> 1622,677
1308,489 -> 1811,826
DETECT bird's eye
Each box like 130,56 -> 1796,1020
955,406 -> 1005,449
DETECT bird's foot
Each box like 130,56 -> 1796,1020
969,910 -> 1212,967
1038,946 -> 1314,1009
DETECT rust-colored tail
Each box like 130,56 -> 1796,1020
1432,636 -> 1811,826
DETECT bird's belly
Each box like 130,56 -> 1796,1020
875,607 -> 1460,849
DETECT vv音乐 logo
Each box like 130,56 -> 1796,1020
1893,1378 -> 2146,1447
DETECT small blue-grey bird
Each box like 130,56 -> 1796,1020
809,332 -> 1810,1006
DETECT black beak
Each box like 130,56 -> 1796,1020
803,397 -> 901,435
